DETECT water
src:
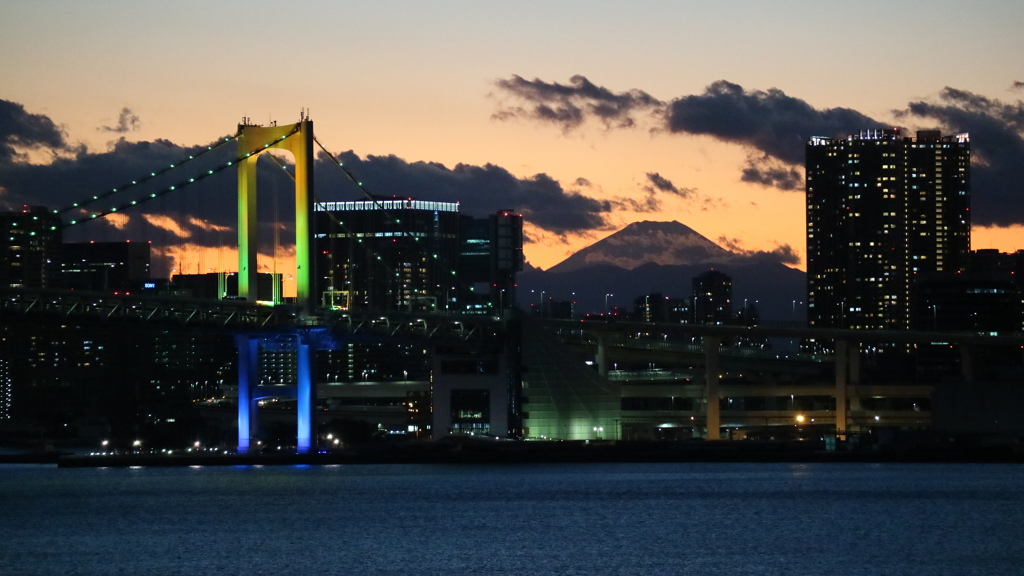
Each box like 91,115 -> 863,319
2,462 -> 1022,575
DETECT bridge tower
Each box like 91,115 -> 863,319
236,119 -> 315,315
236,331 -> 319,455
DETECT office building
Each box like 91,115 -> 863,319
0,206 -> 62,289
313,198 -> 462,312
314,199 -> 522,315
635,293 -> 668,323
313,199 -> 524,437
171,272 -> 283,303
456,209 -> 524,315
805,129 -> 970,333
692,269 -> 732,325
969,249 -> 1024,291
59,241 -> 151,293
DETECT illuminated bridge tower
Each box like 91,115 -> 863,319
235,118 -> 317,454
236,330 -> 330,455
236,119 -> 315,316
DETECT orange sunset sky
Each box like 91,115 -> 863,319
2,1 -> 1022,279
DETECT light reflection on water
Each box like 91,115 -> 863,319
2,462 -> 1023,575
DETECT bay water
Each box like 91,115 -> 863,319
2,462 -> 1022,575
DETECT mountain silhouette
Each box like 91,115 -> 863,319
548,221 -> 733,274
519,221 -> 806,322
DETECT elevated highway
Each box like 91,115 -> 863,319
536,318 -> 1024,438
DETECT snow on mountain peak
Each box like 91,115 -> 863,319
548,221 -> 734,273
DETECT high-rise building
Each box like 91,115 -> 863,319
635,293 -> 668,323
59,241 -> 151,293
314,199 -> 523,315
692,269 -> 732,325
0,206 -> 62,289
456,209 -> 524,315
314,198 -> 462,312
805,129 -> 970,332
313,199 -> 525,438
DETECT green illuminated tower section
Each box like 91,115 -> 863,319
236,120 -> 315,315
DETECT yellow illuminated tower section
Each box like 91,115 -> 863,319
235,119 -> 315,315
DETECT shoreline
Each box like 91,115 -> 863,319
4,439 -> 1022,467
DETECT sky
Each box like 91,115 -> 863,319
1,0 -> 1023,280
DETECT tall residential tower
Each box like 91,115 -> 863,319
805,129 -> 970,334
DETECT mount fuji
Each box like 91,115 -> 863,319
518,221 -> 806,322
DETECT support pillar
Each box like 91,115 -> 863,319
595,333 -> 609,378
704,335 -> 721,440
296,335 -> 314,453
834,339 -> 848,438
236,336 -> 258,454
959,344 -> 976,383
848,342 -> 860,387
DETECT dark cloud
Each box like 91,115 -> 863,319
496,76 -> 1024,224
0,99 -> 69,163
0,135 -> 251,248
99,107 -> 141,134
666,80 -> 886,165
718,236 -> 800,265
0,142 -> 613,244
322,151 -> 611,234
740,154 -> 803,191
493,76 -> 885,190
607,172 -> 701,213
0,101 -> 614,250
716,236 -> 744,252
610,193 -> 660,214
897,87 -> 1024,226
492,75 -> 662,131
764,244 -> 801,265
643,172 -> 695,199
698,197 -> 722,212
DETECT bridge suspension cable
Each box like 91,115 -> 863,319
53,133 -> 240,216
62,125 -> 302,229
312,136 -> 463,310
260,151 -> 402,282
313,137 -> 431,250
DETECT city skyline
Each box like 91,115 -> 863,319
1,1 -> 1022,273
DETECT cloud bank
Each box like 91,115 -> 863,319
492,75 -> 662,131
0,99 -> 617,255
99,107 -> 141,134
897,86 -> 1024,226
0,99 -> 70,163
493,76 -> 1024,226
320,151 -> 611,234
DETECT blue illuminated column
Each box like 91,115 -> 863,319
296,335 -> 314,453
236,336 -> 259,454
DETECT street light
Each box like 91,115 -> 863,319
605,293 -> 613,314
791,300 -> 804,325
